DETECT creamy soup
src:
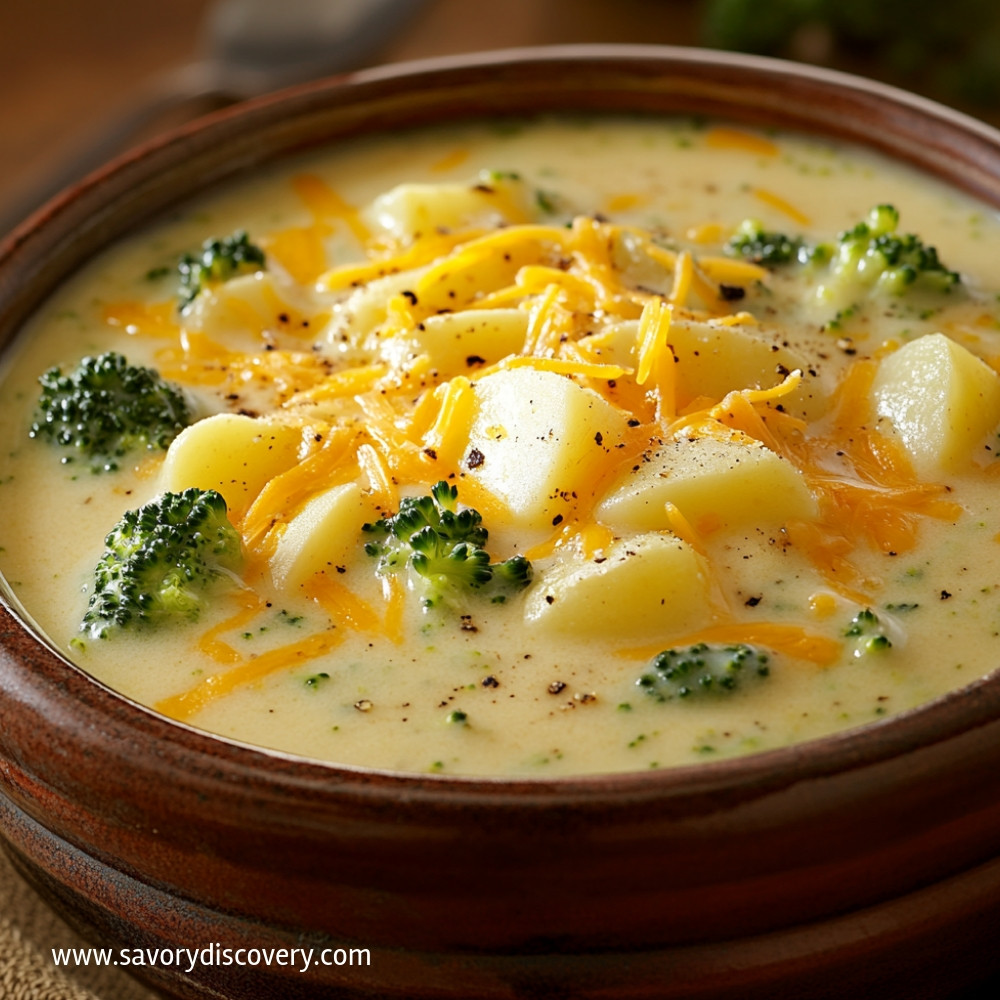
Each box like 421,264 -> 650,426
2,117 -> 1000,776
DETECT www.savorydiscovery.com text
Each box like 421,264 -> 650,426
51,943 -> 370,974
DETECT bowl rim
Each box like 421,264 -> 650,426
4,42 -> 1000,805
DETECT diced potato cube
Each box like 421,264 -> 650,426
591,317 -> 825,419
872,333 -> 1000,476
183,271 -> 309,343
270,482 -> 378,590
323,268 -> 428,352
596,431 -> 816,535
465,368 -> 630,531
367,172 -> 532,240
524,532 -> 712,642
380,308 -> 528,375
668,317 -> 826,418
161,413 -> 303,513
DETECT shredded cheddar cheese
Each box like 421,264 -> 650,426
157,629 -> 345,721
752,187 -> 811,226
104,301 -> 181,338
292,174 -> 370,245
704,127 -> 779,156
618,624 -> 842,666
635,298 -> 672,387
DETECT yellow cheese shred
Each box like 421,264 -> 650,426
495,356 -> 631,381
605,192 -> 647,213
705,127 -> 779,157
668,250 -> 694,308
317,228 -> 484,292
302,572 -> 382,633
283,364 -> 387,406
157,628 -> 345,722
635,298 -> 672,386
521,283 -> 566,357
523,519 -> 616,562
196,591 -> 269,665
697,256 -> 770,285
292,174 -> 370,245
264,225 -> 330,285
418,225 -> 574,293
103,301 -> 181,338
239,427 -> 359,564
515,265 -> 597,312
431,148 -> 470,172
752,187 -> 811,226
663,501 -> 707,556
423,376 -> 475,468
357,442 -> 396,514
618,623 -> 842,666
685,222 -> 728,245
381,573 -> 406,644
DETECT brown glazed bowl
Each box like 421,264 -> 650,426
3,46 -> 1000,1000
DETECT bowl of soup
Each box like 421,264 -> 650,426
2,45 -> 1000,1000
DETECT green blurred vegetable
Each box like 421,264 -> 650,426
701,0 -> 1000,110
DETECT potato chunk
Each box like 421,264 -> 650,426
590,317 -> 825,419
161,413 -> 302,513
667,317 -> 826,419
270,482 -> 378,590
596,431 -> 816,535
183,271 -> 309,343
524,532 -> 712,642
380,309 -> 527,376
367,172 -> 532,240
872,333 -> 1000,477
323,268 -> 427,351
465,368 -> 629,531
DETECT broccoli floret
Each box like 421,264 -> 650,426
820,204 -> 960,296
727,207 -> 960,308
177,230 -> 266,311
490,554 -> 533,591
363,480 -> 532,609
726,219 -> 810,266
637,642 -> 771,701
80,488 -> 243,640
844,608 -> 893,656
29,351 -> 191,473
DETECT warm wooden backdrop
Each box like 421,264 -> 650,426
0,0 -> 702,234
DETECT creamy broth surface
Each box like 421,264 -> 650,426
3,117 -> 1000,775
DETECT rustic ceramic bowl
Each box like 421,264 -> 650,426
3,46 -> 1000,1000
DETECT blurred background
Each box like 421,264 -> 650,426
2,0 -> 1000,239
